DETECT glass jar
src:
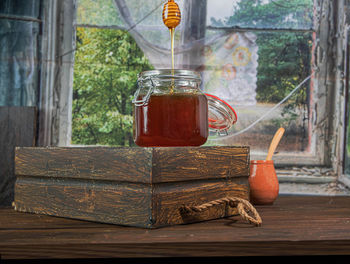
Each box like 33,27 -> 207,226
132,69 -> 208,147
132,69 -> 238,147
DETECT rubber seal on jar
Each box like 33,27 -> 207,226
205,93 -> 237,136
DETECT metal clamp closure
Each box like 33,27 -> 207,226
132,76 -> 155,106
217,129 -> 229,136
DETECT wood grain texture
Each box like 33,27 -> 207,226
15,147 -> 153,183
2,196 -> 350,259
153,178 -> 249,227
14,176 -> 153,228
152,146 -> 250,182
0,107 -> 36,207
14,146 -> 249,228
13,177 -> 248,228
15,146 -> 249,183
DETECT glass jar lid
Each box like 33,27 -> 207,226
138,69 -> 201,82
133,69 -> 202,106
205,93 -> 237,134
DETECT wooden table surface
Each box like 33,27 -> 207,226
1,195 -> 350,260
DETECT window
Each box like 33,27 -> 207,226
202,0 -> 315,166
341,28 -> 350,188
72,0 -> 154,146
72,1 -> 319,162
34,0 -> 350,193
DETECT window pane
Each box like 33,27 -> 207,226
0,0 -> 41,19
344,47 -> 350,177
207,0 -> 314,30
76,0 -> 172,70
72,27 -> 153,146
77,0 -> 122,26
77,0 -> 165,27
204,31 -> 313,154
345,119 -> 350,175
0,19 -> 40,106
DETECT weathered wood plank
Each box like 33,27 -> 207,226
14,176 -> 152,228
152,146 -> 250,182
0,107 -> 36,207
14,146 -> 249,227
13,177 -> 248,228
0,207 -> 109,229
2,196 -> 350,259
153,178 -> 249,227
1,241 -> 350,260
15,146 -> 249,183
15,147 -> 153,183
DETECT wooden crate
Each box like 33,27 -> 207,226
13,146 -> 250,228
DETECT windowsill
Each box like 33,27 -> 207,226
1,196 -> 350,260
276,168 -> 350,196
279,181 -> 350,196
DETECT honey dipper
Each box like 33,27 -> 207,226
162,0 -> 181,29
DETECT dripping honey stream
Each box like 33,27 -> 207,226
163,0 -> 181,93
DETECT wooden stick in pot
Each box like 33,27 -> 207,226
266,127 -> 285,161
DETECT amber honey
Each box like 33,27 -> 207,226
133,93 -> 208,147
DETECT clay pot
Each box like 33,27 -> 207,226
249,160 -> 279,205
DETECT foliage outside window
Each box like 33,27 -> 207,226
72,27 -> 152,146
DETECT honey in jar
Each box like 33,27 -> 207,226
133,70 -> 208,147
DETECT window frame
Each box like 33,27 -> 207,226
338,6 -> 350,188
39,0 -> 350,190
37,0 -> 76,147
204,0 -> 336,169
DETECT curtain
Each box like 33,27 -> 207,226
0,0 -> 41,106
110,0 -> 258,105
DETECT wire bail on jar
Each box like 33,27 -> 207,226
132,76 -> 155,106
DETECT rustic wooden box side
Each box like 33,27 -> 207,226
152,146 -> 250,182
14,146 -> 250,228
15,146 -> 249,183
14,177 -> 153,227
15,147 -> 154,183
152,178 -> 249,227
